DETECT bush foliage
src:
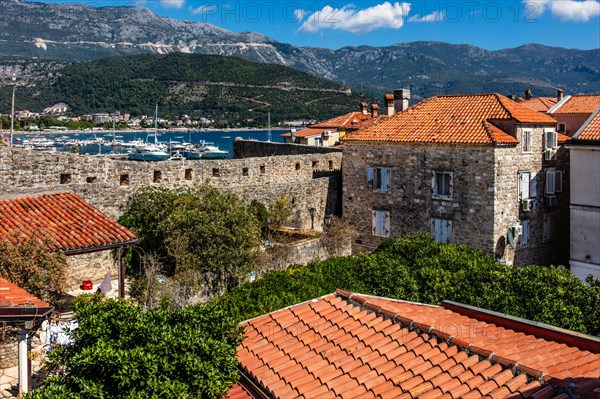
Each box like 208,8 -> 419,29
210,235 -> 600,336
27,295 -> 243,399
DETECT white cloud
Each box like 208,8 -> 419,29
160,0 -> 185,9
524,0 -> 600,21
294,9 -> 307,22
189,4 -> 217,15
298,2 -> 411,34
408,10 -> 444,22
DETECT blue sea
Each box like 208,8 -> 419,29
17,129 -> 286,158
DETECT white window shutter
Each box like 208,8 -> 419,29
555,171 -> 563,193
546,171 -> 555,195
366,167 -> 374,182
530,172 -> 537,198
385,211 -> 391,236
380,168 -> 388,192
386,168 -> 392,191
445,220 -> 452,243
552,131 -> 557,148
519,172 -> 530,200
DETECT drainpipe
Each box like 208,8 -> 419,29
18,327 -> 31,395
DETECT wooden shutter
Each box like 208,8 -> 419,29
380,168 -> 389,192
555,171 -> 563,193
366,167 -> 374,183
529,172 -> 537,198
545,170 -> 555,195
519,172 -> 530,200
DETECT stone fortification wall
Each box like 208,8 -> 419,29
0,148 -> 342,231
233,138 -> 342,159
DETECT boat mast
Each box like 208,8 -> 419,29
267,109 -> 271,142
154,104 -> 158,144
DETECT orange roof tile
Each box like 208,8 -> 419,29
550,94 -> 600,115
516,97 -> 558,112
223,383 -> 257,399
228,290 -> 599,399
573,106 -> 600,141
345,93 -> 556,145
0,277 -> 50,308
281,128 -> 329,138
0,192 -> 137,254
312,111 -> 371,129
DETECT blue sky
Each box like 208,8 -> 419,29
47,1 -> 600,50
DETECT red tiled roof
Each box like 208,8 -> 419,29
557,132 -> 570,143
312,111 -> 371,129
573,106 -> 600,141
550,94 -> 600,115
223,383 -> 257,399
229,290 -> 600,399
281,128 -> 329,138
345,93 -> 556,145
0,192 -> 137,254
0,277 -> 49,308
516,97 -> 558,112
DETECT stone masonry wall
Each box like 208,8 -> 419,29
233,138 -> 342,159
0,340 -> 18,369
494,126 -> 570,267
66,250 -> 118,290
0,148 -> 342,231
343,142 -> 497,253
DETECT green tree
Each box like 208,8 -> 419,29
26,295 -> 243,399
0,234 -> 68,304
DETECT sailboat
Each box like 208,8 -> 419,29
128,105 -> 169,162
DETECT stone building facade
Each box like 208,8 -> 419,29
343,93 -> 569,267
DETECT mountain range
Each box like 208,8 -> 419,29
0,0 -> 599,102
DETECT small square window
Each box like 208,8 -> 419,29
60,173 -> 72,184
86,176 -> 97,184
312,160 -> 319,169
153,171 -> 162,183
433,171 -> 452,199
243,167 -> 249,176
120,174 -> 129,186
328,160 -> 334,170
212,168 -> 220,177
260,165 -> 265,174
185,169 -> 193,181
366,167 -> 391,192
295,162 -> 301,170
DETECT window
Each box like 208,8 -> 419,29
153,171 -> 162,183
431,218 -> 452,244
372,209 -> 390,237
312,160 -> 319,169
518,219 -> 529,247
518,171 -> 537,200
545,169 -> 563,195
544,129 -> 558,150
86,176 -> 97,184
366,167 -> 391,192
212,168 -> 220,177
60,173 -> 72,184
185,169 -> 193,180
543,214 -> 555,242
314,137 -> 323,147
242,167 -> 249,177
120,174 -> 129,186
260,165 -> 265,174
522,129 -> 532,153
295,162 -> 301,170
433,170 -> 452,199
557,123 -> 566,133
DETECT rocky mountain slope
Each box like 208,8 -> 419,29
0,0 -> 598,100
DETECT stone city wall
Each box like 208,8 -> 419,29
0,148 -> 342,231
233,138 -> 342,159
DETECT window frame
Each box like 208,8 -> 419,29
544,128 -> 558,150
518,171 -> 537,200
432,170 -> 453,200
545,169 -> 563,195
518,219 -> 530,247
521,129 -> 532,153
366,166 -> 392,193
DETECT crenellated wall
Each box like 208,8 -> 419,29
0,147 -> 342,231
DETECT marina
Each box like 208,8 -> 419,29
11,129 -> 285,160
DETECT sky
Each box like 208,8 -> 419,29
44,0 -> 600,50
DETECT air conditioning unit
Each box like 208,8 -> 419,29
521,199 -> 533,212
544,149 -> 556,161
546,195 -> 558,207
322,130 -> 331,137
513,224 -> 523,237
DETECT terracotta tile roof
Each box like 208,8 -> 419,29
516,97 -> 558,112
550,94 -> 600,115
281,128 -> 329,138
573,106 -> 600,141
0,192 -> 137,254
0,277 -> 50,308
224,383 -> 257,399
229,290 -> 599,399
345,93 -> 556,145
311,111 -> 371,129
557,132 -> 570,144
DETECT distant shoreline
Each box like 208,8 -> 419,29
1,127 -> 290,135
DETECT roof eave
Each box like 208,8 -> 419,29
62,238 -> 139,256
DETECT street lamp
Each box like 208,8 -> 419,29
10,73 -> 16,148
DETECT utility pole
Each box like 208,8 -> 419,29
10,74 -> 16,148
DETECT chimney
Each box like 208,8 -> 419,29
371,104 -> 378,118
394,88 -> 410,112
524,88 -> 532,99
384,94 -> 395,116
557,89 -> 564,101
360,102 -> 368,115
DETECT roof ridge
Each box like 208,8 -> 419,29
334,290 -> 548,384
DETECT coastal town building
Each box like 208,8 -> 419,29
225,289 -> 600,398
0,192 -> 138,291
342,92 -> 568,267
547,94 -> 600,136
42,102 -> 68,115
567,105 -> 600,281
514,89 -> 561,113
